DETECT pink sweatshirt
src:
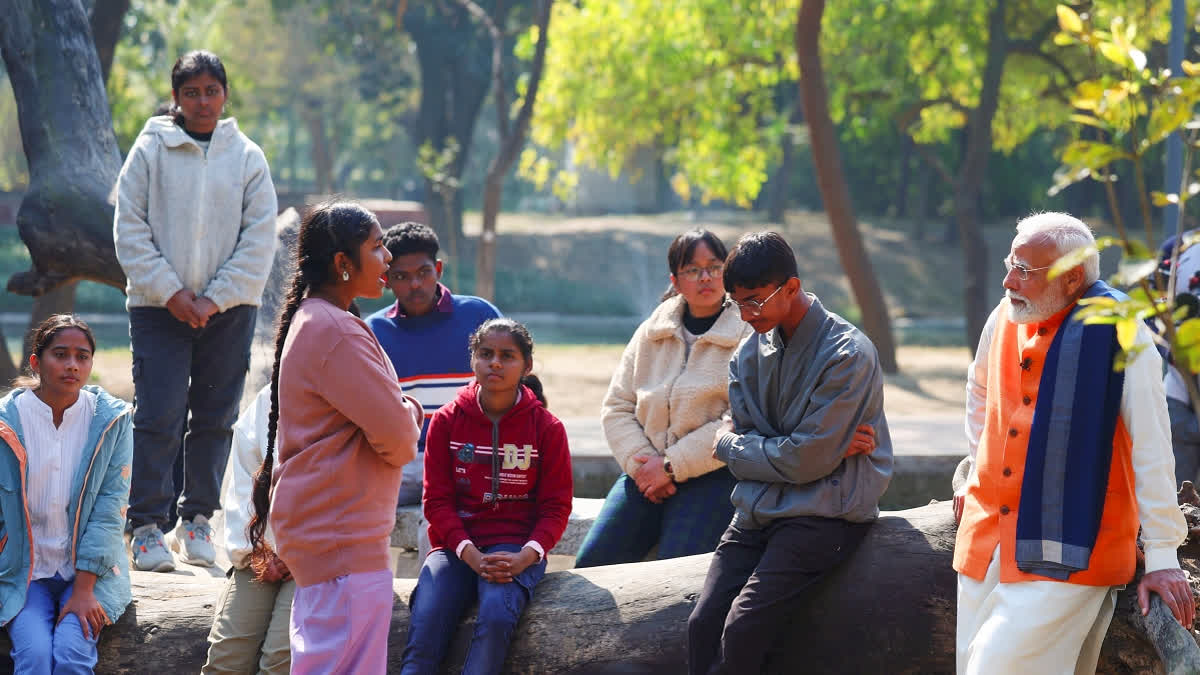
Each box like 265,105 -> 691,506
270,298 -> 422,587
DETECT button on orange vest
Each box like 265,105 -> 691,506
953,300 -> 1138,586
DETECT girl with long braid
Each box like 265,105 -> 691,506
246,201 -> 423,674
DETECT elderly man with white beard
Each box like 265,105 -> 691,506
950,212 -> 1193,675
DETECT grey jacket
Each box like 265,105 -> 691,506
714,296 -> 892,527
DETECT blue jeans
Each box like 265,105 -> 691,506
6,574 -> 100,674
126,305 -> 256,531
400,543 -> 547,675
574,467 -> 738,567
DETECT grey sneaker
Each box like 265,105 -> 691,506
169,515 -> 216,567
130,523 -> 176,573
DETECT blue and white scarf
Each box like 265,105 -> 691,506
1015,280 -> 1127,580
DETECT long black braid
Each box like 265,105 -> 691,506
246,201 -> 378,557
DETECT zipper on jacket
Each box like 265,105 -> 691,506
70,409 -> 129,568
490,419 -> 501,511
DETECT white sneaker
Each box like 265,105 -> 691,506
130,523 -> 176,573
169,515 -> 216,567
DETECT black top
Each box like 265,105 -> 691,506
682,303 -> 724,336
181,126 -> 213,142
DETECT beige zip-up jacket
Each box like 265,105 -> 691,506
601,294 -> 752,482
114,116 -> 278,312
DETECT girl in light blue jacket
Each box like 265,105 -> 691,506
0,315 -> 133,673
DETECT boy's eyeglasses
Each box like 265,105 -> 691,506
734,284 -> 786,317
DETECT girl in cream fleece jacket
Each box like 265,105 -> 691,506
575,230 -> 753,567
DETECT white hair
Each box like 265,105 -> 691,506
1014,212 -> 1100,285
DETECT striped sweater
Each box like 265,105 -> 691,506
366,288 -> 501,452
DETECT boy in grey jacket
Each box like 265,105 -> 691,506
686,232 -> 893,674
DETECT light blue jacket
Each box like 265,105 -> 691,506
0,386 -> 133,627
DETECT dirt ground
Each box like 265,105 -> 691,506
92,343 -> 970,419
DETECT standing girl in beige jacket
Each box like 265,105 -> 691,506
575,231 -> 753,566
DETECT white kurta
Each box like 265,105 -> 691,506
17,389 -> 96,581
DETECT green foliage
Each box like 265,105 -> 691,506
530,0 -> 797,208
1049,3 -> 1200,404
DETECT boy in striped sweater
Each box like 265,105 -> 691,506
366,223 -> 502,506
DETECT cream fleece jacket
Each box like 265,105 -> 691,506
114,116 -> 278,312
601,295 -> 752,482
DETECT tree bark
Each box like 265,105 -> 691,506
0,0 -> 125,297
462,0 -> 553,302
301,108 -> 334,196
89,0 -> 130,83
0,503 -> 1194,674
795,0 -> 899,373
954,0 -> 1008,353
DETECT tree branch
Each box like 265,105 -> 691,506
454,0 -> 511,140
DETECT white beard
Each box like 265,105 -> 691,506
1006,289 -> 1069,324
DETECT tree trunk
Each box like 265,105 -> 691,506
1,503 -> 1193,674
0,324 -> 18,387
301,108 -> 334,196
476,176 -> 502,300
795,0 -> 898,374
464,0 -> 553,303
89,0 -> 130,83
404,2 -> 494,249
0,0 -> 125,297
954,0 -> 1008,353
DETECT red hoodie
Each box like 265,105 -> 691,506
423,382 -> 573,555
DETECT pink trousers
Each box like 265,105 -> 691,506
289,568 -> 395,674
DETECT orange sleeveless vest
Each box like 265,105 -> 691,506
952,300 -> 1138,585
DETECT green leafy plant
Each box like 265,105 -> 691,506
1050,3 -> 1200,411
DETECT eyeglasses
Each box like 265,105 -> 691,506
678,264 -> 724,281
1003,256 -> 1053,281
734,284 -> 786,317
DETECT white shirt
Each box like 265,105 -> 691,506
961,304 -> 1186,573
17,389 -> 96,581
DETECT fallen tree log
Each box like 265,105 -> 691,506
0,502 -> 1194,673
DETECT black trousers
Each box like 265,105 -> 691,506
687,516 -> 870,675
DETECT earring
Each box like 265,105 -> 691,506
342,270 -> 350,282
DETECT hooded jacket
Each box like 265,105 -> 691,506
114,116 -> 278,312
0,386 -> 133,627
601,294 -> 752,482
423,383 -> 573,556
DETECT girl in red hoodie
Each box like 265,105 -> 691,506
400,318 -> 573,675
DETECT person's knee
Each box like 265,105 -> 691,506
476,588 -> 522,632
51,624 -> 98,671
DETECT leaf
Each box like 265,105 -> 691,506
1048,245 -> 1097,279
1100,41 -> 1130,69
1152,191 -> 1180,206
1057,5 -> 1084,34
1116,318 -> 1138,351
1184,61 -> 1200,77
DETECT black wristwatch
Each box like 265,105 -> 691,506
663,457 -> 676,481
